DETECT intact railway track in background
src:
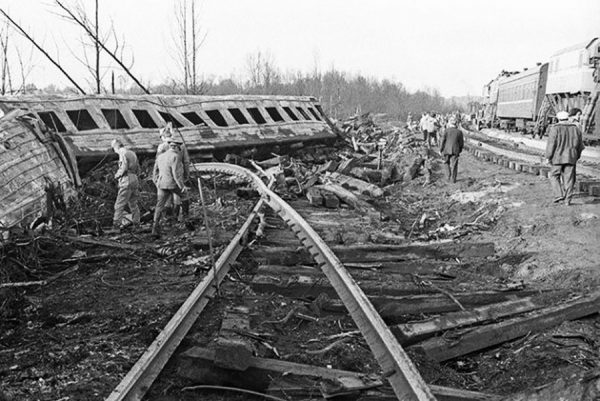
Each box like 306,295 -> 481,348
462,127 -> 600,188
105,154 -> 600,401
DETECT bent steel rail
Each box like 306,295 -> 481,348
192,163 -> 435,401
106,197 -> 267,401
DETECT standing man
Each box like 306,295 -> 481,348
111,139 -> 141,230
439,117 -> 464,183
429,112 -> 440,147
419,112 -> 430,144
545,111 -> 585,206
152,138 -> 187,238
156,124 -> 191,221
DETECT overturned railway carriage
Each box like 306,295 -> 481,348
496,63 -> 548,133
0,94 -> 337,233
0,95 -> 337,170
0,110 -> 78,235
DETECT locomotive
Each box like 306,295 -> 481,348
479,37 -> 600,137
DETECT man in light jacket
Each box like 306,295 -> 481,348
439,117 -> 464,183
545,111 -> 585,205
111,139 -> 141,230
152,138 -> 187,237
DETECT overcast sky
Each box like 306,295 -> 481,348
0,0 -> 599,97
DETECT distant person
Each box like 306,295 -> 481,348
545,111 -> 585,206
429,112 -> 440,147
439,117 -> 464,183
419,112 -> 430,142
111,139 -> 140,230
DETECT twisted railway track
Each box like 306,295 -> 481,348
108,163 -> 435,401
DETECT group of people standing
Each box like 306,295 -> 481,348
408,111 -> 464,183
410,108 -> 585,205
111,124 -> 191,238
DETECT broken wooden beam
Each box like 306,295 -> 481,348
213,306 -> 255,371
325,171 -> 384,197
501,368 -> 600,401
251,241 -> 496,266
391,297 -> 541,345
359,386 -> 500,401
411,291 -> 600,362
178,346 -> 498,401
323,290 -> 549,320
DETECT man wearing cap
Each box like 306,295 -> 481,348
439,117 -> 464,183
545,111 -> 585,205
156,124 -> 191,221
111,139 -> 141,230
152,138 -> 187,237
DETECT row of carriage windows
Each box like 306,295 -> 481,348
36,104 -> 324,132
498,81 -> 537,103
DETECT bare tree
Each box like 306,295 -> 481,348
245,50 -> 280,94
54,0 -> 148,94
171,0 -> 207,94
0,8 -> 86,94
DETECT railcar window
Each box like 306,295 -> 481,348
296,107 -> 311,120
158,111 -> 184,128
132,109 -> 158,128
37,111 -> 66,132
228,108 -> 250,125
308,107 -> 322,121
101,109 -> 130,129
66,109 -> 99,131
205,109 -> 228,127
181,111 -> 206,126
282,107 -> 299,121
247,108 -> 267,124
315,105 -> 325,118
265,107 -> 284,122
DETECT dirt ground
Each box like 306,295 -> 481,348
1,134 -> 599,401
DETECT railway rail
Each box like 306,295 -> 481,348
109,163 -> 435,401
462,126 -> 600,181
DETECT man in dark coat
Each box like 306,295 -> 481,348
439,117 -> 464,183
545,111 -> 585,206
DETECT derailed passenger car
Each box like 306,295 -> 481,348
0,95 -> 338,171
0,94 -> 337,233
0,110 -> 78,237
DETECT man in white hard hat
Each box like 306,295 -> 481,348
110,139 -> 141,230
545,111 -> 585,205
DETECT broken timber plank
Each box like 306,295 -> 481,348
391,297 -> 540,345
411,291 -> 600,362
313,183 -> 373,211
360,387 -> 500,401
65,235 -> 145,252
324,290 -> 548,320
213,306 -> 255,371
501,369 -> 600,401
326,171 -> 384,197
178,346 -> 497,401
251,242 -> 496,266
